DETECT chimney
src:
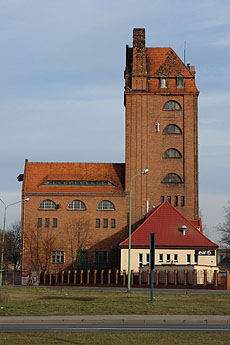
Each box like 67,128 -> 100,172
132,28 -> 146,76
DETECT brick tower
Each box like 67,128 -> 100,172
124,28 -> 199,224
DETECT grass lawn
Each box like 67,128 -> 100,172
0,332 -> 230,345
0,286 -> 230,316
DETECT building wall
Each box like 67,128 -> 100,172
120,248 -> 217,272
23,193 -> 128,271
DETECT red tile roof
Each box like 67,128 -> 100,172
23,161 -> 125,193
120,202 -> 217,248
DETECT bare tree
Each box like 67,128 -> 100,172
24,223 -> 58,271
0,221 -> 21,270
216,201 -> 230,248
64,218 -> 91,269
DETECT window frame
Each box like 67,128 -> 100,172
97,200 -> 115,211
166,254 -> 171,263
187,254 -> 191,265
177,74 -> 184,88
159,253 -> 163,262
160,74 -> 167,88
163,100 -> 181,110
95,251 -> 108,265
174,254 -> 178,262
37,218 -> 42,228
52,218 -> 57,228
51,251 -> 64,264
38,199 -> 57,210
96,218 -> 100,228
162,173 -> 182,184
163,124 -> 182,135
163,148 -> 182,159
45,218 -> 50,227
111,218 -> 116,228
67,200 -> 86,210
103,218 -> 108,228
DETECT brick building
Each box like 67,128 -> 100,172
19,28 -> 201,271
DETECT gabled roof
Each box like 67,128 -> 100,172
120,202 -> 218,248
22,161 -> 125,193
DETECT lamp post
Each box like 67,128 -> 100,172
0,198 -> 29,287
127,168 -> 149,292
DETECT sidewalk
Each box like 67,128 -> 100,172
0,314 -> 229,324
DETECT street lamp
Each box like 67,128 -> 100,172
0,197 -> 29,287
127,168 -> 149,292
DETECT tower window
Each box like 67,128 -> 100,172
160,196 -> 165,203
163,100 -> 181,110
167,196 -> 171,204
177,74 -> 184,88
162,173 -> 182,183
163,148 -> 182,159
163,124 -> 182,134
97,200 -> 115,210
160,74 -> 167,88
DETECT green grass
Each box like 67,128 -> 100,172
0,332 -> 230,345
0,286 -> 230,316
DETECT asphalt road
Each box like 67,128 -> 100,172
1,322 -> 230,332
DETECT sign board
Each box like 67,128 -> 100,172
196,250 -> 215,256
21,271 -> 29,286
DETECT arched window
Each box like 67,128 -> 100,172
162,173 -> 182,183
163,148 -> 182,159
177,74 -> 184,88
39,199 -> 57,210
160,74 -> 167,88
67,200 -> 86,210
163,124 -> 182,134
97,200 -> 115,210
163,100 -> 181,110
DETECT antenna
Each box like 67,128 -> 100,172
184,40 -> 186,65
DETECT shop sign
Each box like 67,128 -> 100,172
196,250 -> 215,256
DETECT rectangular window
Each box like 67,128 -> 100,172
167,196 -> 171,204
187,254 -> 191,264
181,196 -> 185,207
160,196 -> 165,203
52,218 -> 57,228
37,218 -> 42,228
51,251 -> 64,264
96,218 -> 100,228
139,253 -> 143,268
174,254 -> 178,262
166,254 -> 171,262
194,253 -> 198,265
111,218 -> 116,228
95,251 -> 107,265
103,218 -> 108,228
174,196 -> 178,207
146,253 -> 150,266
159,253 -> 163,262
45,218 -> 50,227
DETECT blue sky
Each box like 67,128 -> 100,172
0,0 -> 230,243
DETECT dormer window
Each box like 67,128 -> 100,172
160,74 -> 167,88
177,74 -> 184,88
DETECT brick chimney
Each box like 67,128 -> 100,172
132,28 -> 147,90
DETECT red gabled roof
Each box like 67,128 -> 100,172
120,202 -> 218,248
23,161 -> 125,193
